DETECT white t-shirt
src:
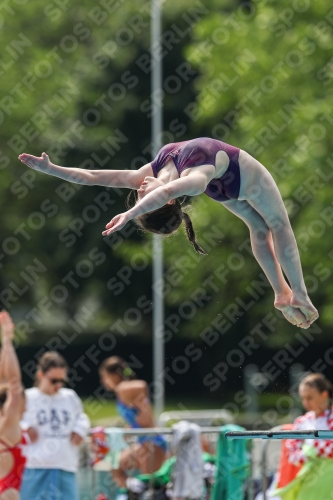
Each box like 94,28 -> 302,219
21,387 -> 90,472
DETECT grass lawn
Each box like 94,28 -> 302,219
82,397 -> 226,425
83,398 -> 118,425
83,393 -> 295,425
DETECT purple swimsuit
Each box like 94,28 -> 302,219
151,137 -> 241,202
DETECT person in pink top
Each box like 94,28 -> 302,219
18,137 -> 318,329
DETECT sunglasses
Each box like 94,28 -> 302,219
46,376 -> 67,385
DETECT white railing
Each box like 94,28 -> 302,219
79,427 -> 223,500
80,424 -> 323,500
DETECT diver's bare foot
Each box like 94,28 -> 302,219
290,291 -> 319,325
274,292 -> 310,329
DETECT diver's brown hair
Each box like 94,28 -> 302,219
127,193 -> 207,255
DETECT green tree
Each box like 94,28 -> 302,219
119,0 -> 333,345
0,0 -> 206,341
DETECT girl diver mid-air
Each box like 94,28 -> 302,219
19,137 -> 319,329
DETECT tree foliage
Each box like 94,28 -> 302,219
1,0 -> 332,347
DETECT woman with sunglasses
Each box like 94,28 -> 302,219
19,138 -> 318,330
20,351 -> 90,500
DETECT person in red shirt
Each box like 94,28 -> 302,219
272,373 -> 333,499
0,311 -> 26,500
287,373 -> 333,465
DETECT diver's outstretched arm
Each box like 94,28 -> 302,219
18,152 -> 153,189
102,172 -> 208,235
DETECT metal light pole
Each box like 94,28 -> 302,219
151,0 -> 164,420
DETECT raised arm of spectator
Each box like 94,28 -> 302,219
0,312 -> 23,434
0,311 -> 21,382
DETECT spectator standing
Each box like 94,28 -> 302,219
20,351 -> 90,500
274,373 -> 333,499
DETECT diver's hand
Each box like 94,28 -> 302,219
18,152 -> 51,172
102,212 -> 132,236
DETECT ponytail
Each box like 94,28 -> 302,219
182,211 -> 207,255
127,191 -> 207,255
